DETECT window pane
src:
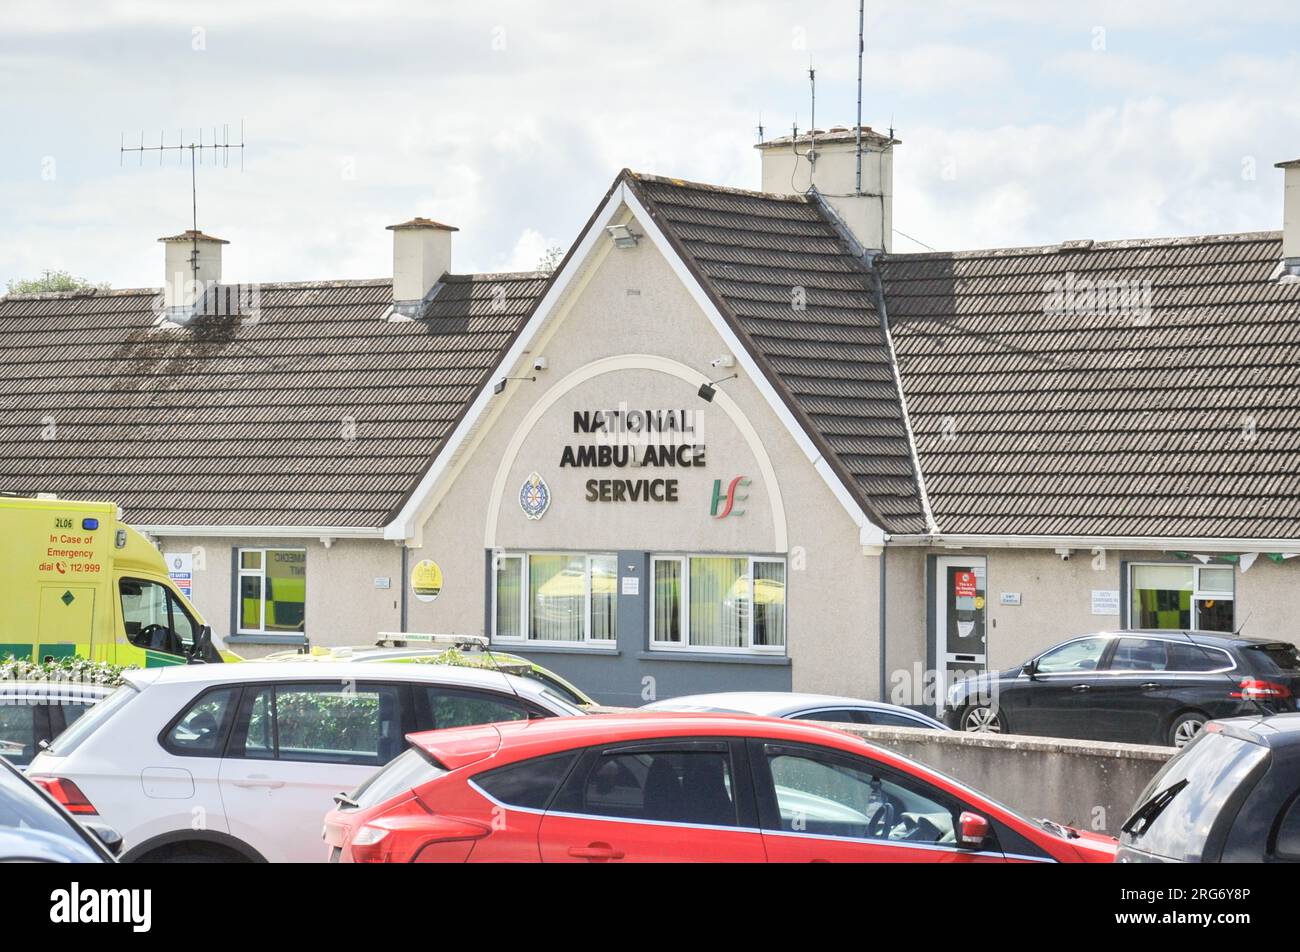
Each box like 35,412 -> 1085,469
0,705 -> 36,766
1111,638 -> 1169,671
689,557 -> 747,648
475,753 -> 578,811
529,554 -> 584,642
1131,565 -> 1193,630
119,579 -> 185,656
239,575 -> 262,630
653,560 -> 683,643
1198,567 -> 1234,594
239,550 -> 263,571
1195,598 -> 1234,633
753,561 -> 786,647
243,687 -> 275,760
1036,637 -> 1108,674
1167,642 -> 1231,672
425,689 -> 528,730
590,555 -> 618,641
168,592 -> 197,646
579,750 -> 737,826
495,557 -> 522,639
264,550 -> 306,633
165,688 -> 237,756
766,751 -> 956,844
275,684 -> 401,766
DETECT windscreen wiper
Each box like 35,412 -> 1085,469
1121,779 -> 1189,837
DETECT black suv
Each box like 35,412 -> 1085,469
1118,715 -> 1300,862
945,631 -> 1300,747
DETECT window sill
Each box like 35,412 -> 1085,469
491,642 -> 620,656
226,633 -> 308,646
636,650 -> 790,666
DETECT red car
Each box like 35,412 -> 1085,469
323,713 -> 1117,863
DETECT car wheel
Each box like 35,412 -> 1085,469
960,704 -> 1005,734
1168,712 -> 1207,749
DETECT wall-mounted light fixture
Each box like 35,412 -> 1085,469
605,223 -> 641,249
493,375 -> 537,395
697,372 -> 738,403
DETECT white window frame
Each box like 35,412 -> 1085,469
236,546 -> 307,636
491,551 -> 618,647
1126,562 -> 1236,631
650,554 -> 786,656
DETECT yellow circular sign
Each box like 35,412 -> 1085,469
974,595 -> 986,611
411,559 -> 443,603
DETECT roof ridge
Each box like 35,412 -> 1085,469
627,170 -> 811,205
882,229 -> 1285,262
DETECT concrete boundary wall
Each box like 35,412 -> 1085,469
592,708 -> 1174,834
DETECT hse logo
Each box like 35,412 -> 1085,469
49,883 -> 151,933
710,476 -> 751,518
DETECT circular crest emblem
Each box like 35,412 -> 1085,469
519,471 -> 551,520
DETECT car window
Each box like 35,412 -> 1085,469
1121,729 -> 1268,860
1246,643 -> 1300,674
0,704 -> 39,766
233,682 -> 404,767
762,746 -> 960,845
349,746 -> 449,811
423,688 -> 529,730
1035,637 -> 1108,674
1271,793 -> 1300,862
517,669 -> 586,707
1165,642 -> 1232,672
119,578 -> 190,657
474,752 -> 579,810
564,747 -> 739,827
1110,638 -> 1169,671
46,684 -> 138,757
867,711 -> 934,728
0,761 -> 100,855
792,709 -> 861,724
162,688 -> 238,757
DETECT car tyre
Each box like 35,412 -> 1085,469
959,704 -> 1006,734
1167,711 -> 1208,749
141,842 -> 249,864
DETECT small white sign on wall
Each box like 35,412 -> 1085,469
1000,592 -> 1022,606
1091,589 -> 1121,616
373,577 -> 391,590
621,576 -> 640,596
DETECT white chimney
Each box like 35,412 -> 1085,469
757,126 -> 899,253
387,217 -> 458,305
159,230 -> 227,310
1277,159 -> 1300,275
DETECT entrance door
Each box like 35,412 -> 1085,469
934,557 -> 988,717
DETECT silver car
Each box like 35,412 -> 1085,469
642,691 -> 948,729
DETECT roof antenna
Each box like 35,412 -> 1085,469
756,114 -> 765,143
119,121 -> 247,289
807,62 -> 817,189
855,0 -> 865,196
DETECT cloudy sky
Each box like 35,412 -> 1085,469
3,0 -> 1299,290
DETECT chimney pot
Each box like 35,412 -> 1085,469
387,217 -> 458,304
158,230 -> 227,311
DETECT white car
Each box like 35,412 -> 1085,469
641,691 -> 949,730
26,661 -> 583,863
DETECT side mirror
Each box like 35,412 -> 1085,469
1022,659 -> 1038,678
957,811 -> 990,849
83,821 -> 124,857
188,625 -> 217,664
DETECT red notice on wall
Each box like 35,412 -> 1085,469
954,571 -> 978,598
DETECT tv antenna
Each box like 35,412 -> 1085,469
119,122 -> 246,287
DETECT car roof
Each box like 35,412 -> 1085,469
127,661 -> 533,695
0,681 -> 114,699
643,691 -> 927,718
1068,630 -> 1277,649
1212,713 -> 1300,749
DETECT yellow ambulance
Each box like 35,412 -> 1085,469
1,496 -> 225,667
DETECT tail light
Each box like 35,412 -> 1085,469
1232,678 -> 1292,700
32,776 -> 98,815
348,815 -> 489,863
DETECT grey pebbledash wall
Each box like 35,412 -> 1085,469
485,549 -> 792,708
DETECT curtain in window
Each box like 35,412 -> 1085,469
1131,564 -> 1192,630
689,557 -> 746,648
529,554 -> 585,641
654,560 -> 683,643
590,555 -> 618,641
495,557 -> 523,639
752,560 -> 786,647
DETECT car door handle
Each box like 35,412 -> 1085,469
568,842 -> 624,862
1140,682 -> 1160,690
1071,684 -> 1091,692
232,775 -> 285,789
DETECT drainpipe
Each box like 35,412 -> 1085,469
399,545 -> 409,633
878,544 -> 888,702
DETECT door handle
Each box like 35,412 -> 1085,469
568,842 -> 625,862
1071,684 -> 1091,692
1140,682 -> 1160,691
232,775 -> 285,789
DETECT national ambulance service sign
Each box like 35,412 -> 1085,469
410,559 -> 444,603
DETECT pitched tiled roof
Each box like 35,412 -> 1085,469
0,273 -> 547,527
626,172 -> 928,534
878,233 -> 1300,539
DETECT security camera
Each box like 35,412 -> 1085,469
532,356 -> 548,371
709,355 -> 735,370
1055,548 -> 1073,561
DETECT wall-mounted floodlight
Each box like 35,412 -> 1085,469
605,223 -> 641,248
697,372 -> 738,403
493,375 -> 536,395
